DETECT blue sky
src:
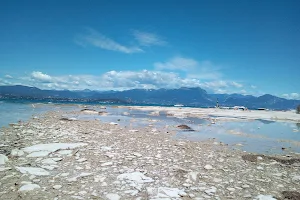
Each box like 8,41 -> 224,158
0,0 -> 299,99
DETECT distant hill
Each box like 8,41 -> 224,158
0,85 -> 299,110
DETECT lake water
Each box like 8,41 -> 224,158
1,101 -> 300,154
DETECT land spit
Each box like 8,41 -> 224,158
0,106 -> 299,200
123,106 -> 300,122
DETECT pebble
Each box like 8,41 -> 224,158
53,185 -> 62,189
204,165 -> 213,170
105,193 -> 121,200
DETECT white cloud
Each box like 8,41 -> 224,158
155,57 -> 222,80
154,57 -> 199,72
240,89 -> 247,94
133,30 -> 166,46
231,81 -> 243,88
31,71 -> 52,82
282,93 -> 300,100
201,80 -> 228,89
5,75 -> 13,79
75,29 -> 143,54
251,85 -> 257,89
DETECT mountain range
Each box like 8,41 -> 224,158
0,85 -> 299,110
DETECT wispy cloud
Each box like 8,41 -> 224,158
155,57 -> 222,80
231,81 -> 243,88
282,93 -> 300,100
4,75 -> 13,79
154,57 -> 198,71
75,29 -> 143,54
133,30 -> 166,46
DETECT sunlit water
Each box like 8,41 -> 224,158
1,101 -> 300,154
70,106 -> 300,154
0,101 -> 79,128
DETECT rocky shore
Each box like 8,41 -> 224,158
0,107 -> 300,200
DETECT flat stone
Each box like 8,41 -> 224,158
57,150 -> 73,155
0,167 -> 11,172
11,149 -> 24,157
26,151 -> 50,157
204,165 -> 213,170
15,167 -> 50,176
257,166 -> 264,170
292,175 -> 300,182
77,158 -> 87,162
19,184 -> 40,192
22,143 -> 87,154
53,185 -> 62,189
187,171 -> 200,182
0,154 -> 8,165
117,172 -> 154,190
105,193 -> 120,200
41,158 -> 62,164
101,162 -> 113,166
254,195 -> 277,200
147,187 -> 186,198
227,187 -> 235,192
205,187 -> 217,195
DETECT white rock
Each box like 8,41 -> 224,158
41,158 -> 62,164
57,150 -> 73,155
292,175 -> 300,182
53,185 -> 62,189
205,187 -> 217,195
78,172 -> 93,177
254,195 -> 277,200
133,153 -> 142,157
0,167 -> 11,172
20,181 -> 32,185
67,172 -> 92,182
204,165 -> 213,170
40,165 -> 57,170
101,146 -> 112,151
22,143 -> 87,154
147,187 -> 186,198
11,149 -> 24,157
124,190 -> 139,196
77,158 -> 87,162
15,167 -> 50,176
0,154 -> 8,165
117,172 -> 154,190
257,166 -> 264,170
109,122 -> 118,125
227,187 -> 235,192
187,171 -> 199,182
60,173 -> 69,177
105,193 -> 120,200
26,151 -> 50,157
19,184 -> 40,192
101,162 -> 113,166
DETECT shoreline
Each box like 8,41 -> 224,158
123,106 -> 300,123
0,108 -> 300,199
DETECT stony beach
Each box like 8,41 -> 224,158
0,106 -> 300,200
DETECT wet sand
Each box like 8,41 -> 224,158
0,106 -> 300,200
